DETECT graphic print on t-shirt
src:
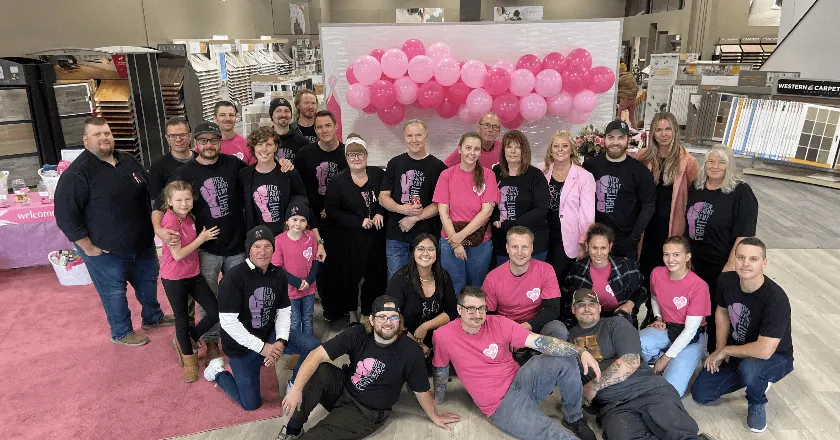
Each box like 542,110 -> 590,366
728,303 -> 750,343
399,170 -> 426,204
687,202 -> 714,240
351,358 -> 386,390
548,184 -> 562,212
276,148 -> 295,162
200,177 -> 230,218
483,343 -> 499,359
422,299 -> 439,320
526,287 -> 541,302
673,296 -> 688,309
303,246 -> 313,260
361,190 -> 377,209
595,175 -> 621,213
249,287 -> 276,328
232,151 -> 245,161
499,185 -> 519,220
573,334 -> 604,360
316,161 -> 339,195
254,184 -> 282,222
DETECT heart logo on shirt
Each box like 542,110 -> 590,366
673,296 -> 688,310
526,288 -> 541,302
483,343 -> 499,359
235,152 -> 244,160
303,247 -> 312,260
605,285 -> 615,297
473,184 -> 486,196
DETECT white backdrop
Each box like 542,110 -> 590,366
320,21 -> 622,166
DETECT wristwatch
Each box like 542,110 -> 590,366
277,338 -> 288,345
317,239 -> 324,245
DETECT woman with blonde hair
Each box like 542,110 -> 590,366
686,144 -> 758,352
635,112 -> 698,325
537,130 -> 595,285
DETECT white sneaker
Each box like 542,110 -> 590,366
203,357 -> 225,382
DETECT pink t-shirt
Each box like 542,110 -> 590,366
271,230 -> 317,300
650,266 -> 711,325
443,139 -> 501,169
432,166 -> 499,242
432,315 -> 531,417
590,263 -> 619,311
221,134 -> 256,165
482,260 -> 560,323
160,211 -> 200,280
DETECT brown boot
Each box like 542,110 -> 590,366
183,354 -> 199,382
205,340 -> 222,368
173,337 -> 185,367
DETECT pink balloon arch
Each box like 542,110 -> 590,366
345,40 -> 615,127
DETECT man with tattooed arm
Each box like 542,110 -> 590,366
432,286 -> 599,440
568,288 -> 715,440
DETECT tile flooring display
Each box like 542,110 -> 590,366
189,54 -> 222,122
94,80 -> 140,161
0,87 -> 40,185
53,82 -> 94,148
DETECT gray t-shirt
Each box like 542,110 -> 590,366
568,317 -> 663,410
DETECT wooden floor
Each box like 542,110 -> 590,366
176,177 -> 840,440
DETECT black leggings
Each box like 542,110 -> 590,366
548,235 -> 575,319
162,275 -> 219,355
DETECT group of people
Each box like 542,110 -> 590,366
53,88 -> 793,439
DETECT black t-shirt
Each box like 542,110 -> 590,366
491,165 -> 550,255
295,122 -> 318,144
293,142 -> 348,218
148,152 -> 194,206
547,177 -> 564,236
568,317 -> 662,409
385,268 -> 458,335
274,129 -> 310,163
322,325 -> 430,410
715,272 -> 793,357
242,166 -> 307,235
686,183 -> 759,266
172,154 -> 247,256
381,153 -> 447,243
218,261 -> 291,358
583,154 -> 656,240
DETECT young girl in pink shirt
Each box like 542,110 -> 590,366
271,196 -> 320,338
160,180 -> 221,382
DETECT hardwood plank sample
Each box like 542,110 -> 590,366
0,89 -> 32,123
60,117 -> 86,147
53,83 -> 92,116
0,123 -> 37,156
0,155 -> 39,185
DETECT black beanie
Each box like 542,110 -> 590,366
245,225 -> 274,253
269,98 -> 293,119
285,196 -> 312,223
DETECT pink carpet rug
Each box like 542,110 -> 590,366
0,265 -> 283,440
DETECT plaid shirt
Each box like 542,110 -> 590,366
562,256 -> 648,308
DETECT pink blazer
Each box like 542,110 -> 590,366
538,162 -> 596,258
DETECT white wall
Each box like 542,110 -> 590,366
762,0 -> 840,79
778,0 -> 817,40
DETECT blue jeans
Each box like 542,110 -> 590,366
496,251 -> 547,266
385,240 -> 411,280
77,245 -> 164,340
489,354 -> 583,440
691,353 -> 794,405
291,294 -> 316,338
439,238 -> 493,298
639,327 -> 706,396
215,329 -> 320,411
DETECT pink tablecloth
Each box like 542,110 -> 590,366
0,202 -> 74,269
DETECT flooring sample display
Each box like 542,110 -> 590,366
53,83 -> 93,116
0,155 -> 39,185
189,54 -> 222,122
0,123 -> 37,156
59,116 -> 87,147
158,65 -> 186,119
0,88 -> 32,123
94,80 -> 139,160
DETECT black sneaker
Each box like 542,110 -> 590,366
562,417 -> 596,440
276,426 -> 304,440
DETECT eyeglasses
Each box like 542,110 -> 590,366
459,305 -> 488,314
373,315 -> 401,323
479,123 -> 501,131
195,138 -> 221,146
347,152 -> 366,160
415,246 -> 436,254
166,133 -> 190,140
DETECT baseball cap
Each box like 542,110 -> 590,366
371,295 -> 401,315
192,121 -> 222,138
573,288 -> 600,305
605,119 -> 630,137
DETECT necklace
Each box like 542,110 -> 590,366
420,276 -> 434,283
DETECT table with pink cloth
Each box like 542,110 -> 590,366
0,201 -> 73,269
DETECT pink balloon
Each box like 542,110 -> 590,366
547,91 -> 573,117
520,93 -> 547,121
501,113 -> 524,130
346,83 -> 370,109
381,48 -> 409,79
572,90 -> 598,113
426,42 -> 454,63
346,65 -> 358,85
561,64 -> 591,94
378,103 -> 406,125
534,69 -> 563,98
493,60 -> 515,73
393,76 -> 419,105
565,109 -> 593,125
434,58 -> 461,87
566,48 -> 593,70
509,69 -> 536,97
417,80 -> 445,109
492,92 -> 520,122
435,98 -> 460,119
353,55 -> 382,86
515,54 -> 542,76
466,88 -> 493,117
588,66 -> 616,94
362,103 -> 377,114
541,52 -> 566,71
370,80 -> 397,109
447,81 -> 471,106
407,55 -> 434,83
458,105 -> 481,124
401,39 -> 426,60
484,68 -> 511,96
460,60 -> 487,89
370,48 -> 385,61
